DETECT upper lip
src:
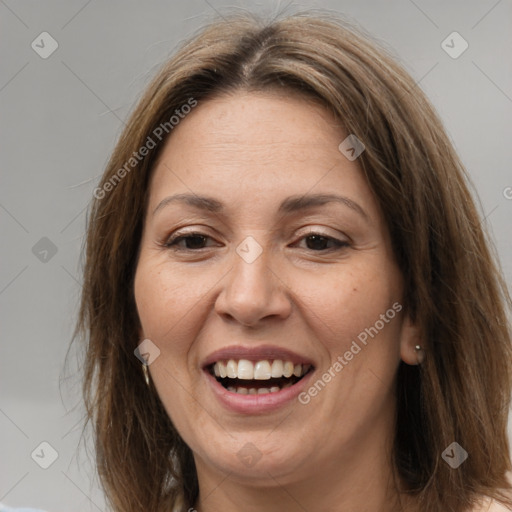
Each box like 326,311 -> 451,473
202,345 -> 315,369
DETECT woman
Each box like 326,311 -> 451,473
75,10 -> 512,512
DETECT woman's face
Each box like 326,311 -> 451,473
134,91 -> 418,486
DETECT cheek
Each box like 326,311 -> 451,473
134,259 -> 207,425
295,273 -> 402,443
134,259 -> 207,348
298,262 -> 401,355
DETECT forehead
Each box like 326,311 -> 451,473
147,91 -> 379,223
160,91 -> 343,162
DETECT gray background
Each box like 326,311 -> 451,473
1,0 -> 511,510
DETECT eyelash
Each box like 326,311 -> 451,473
163,231 -> 350,253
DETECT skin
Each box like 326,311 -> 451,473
134,91 -> 421,512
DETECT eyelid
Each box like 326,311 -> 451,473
295,225 -> 348,240
166,224 -> 347,241
162,224 -> 216,242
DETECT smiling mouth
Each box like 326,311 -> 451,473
208,359 -> 313,395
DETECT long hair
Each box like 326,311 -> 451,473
73,10 -> 512,512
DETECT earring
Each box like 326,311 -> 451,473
142,364 -> 150,386
414,345 -> 424,364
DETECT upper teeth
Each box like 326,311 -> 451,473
212,359 -> 308,380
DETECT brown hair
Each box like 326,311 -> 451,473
73,9 -> 512,512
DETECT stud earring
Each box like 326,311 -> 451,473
414,345 -> 424,364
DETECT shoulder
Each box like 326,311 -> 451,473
471,498 -> 512,512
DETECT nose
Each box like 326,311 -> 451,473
214,240 -> 292,327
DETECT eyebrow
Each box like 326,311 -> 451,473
152,192 -> 369,221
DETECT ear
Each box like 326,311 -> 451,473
399,314 -> 424,365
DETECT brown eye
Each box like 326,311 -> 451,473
164,231 -> 349,253
165,233 -> 213,250
294,233 -> 350,252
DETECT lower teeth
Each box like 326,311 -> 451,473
225,381 -> 294,395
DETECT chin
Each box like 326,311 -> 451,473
192,427 -> 312,484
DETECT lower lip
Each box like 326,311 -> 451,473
203,369 -> 314,414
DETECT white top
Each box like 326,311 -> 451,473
473,498 -> 512,511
